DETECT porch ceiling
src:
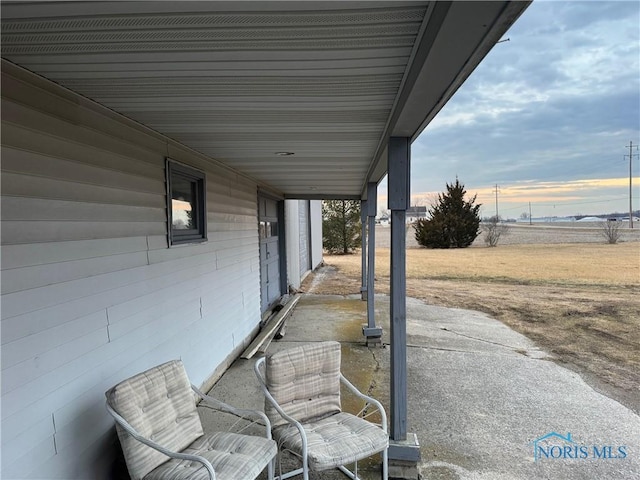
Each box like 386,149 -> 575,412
1,1 -> 529,200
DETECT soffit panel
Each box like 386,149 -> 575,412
1,1 -> 427,198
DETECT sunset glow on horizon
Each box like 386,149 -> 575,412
378,176 -> 639,218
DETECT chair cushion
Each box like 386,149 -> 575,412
145,432 -> 277,480
273,412 -> 389,471
265,341 -> 341,429
106,360 -> 204,480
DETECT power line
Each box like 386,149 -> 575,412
624,141 -> 639,228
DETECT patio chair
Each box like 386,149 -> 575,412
105,359 -> 277,480
254,341 -> 388,480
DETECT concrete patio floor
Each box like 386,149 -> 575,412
201,293 -> 640,480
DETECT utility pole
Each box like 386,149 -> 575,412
625,141 -> 639,229
529,201 -> 532,225
493,184 -> 500,219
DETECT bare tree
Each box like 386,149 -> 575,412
412,192 -> 440,209
600,220 -> 621,244
482,216 -> 509,247
377,207 -> 390,218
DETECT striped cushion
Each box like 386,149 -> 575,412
265,341 -> 342,429
273,412 -> 389,471
145,431 -> 277,480
106,360 -> 204,480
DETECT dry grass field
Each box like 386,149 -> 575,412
329,243 -> 639,285
303,240 -> 640,413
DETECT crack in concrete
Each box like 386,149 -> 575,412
438,327 -> 524,351
358,346 -> 382,420
395,342 -> 551,361
366,346 -> 381,397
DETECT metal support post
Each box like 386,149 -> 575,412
360,200 -> 368,300
387,137 -> 420,476
363,183 -> 382,344
390,208 -> 407,439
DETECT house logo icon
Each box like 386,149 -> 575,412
533,432 -> 575,462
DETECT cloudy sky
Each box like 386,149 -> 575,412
383,0 -> 639,219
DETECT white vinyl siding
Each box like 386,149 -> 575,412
310,200 -> 324,270
285,199 -> 322,290
299,200 -> 311,279
1,66 -> 261,479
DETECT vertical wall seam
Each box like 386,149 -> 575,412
52,413 -> 58,454
106,308 -> 111,342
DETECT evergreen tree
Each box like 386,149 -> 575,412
414,179 -> 481,248
322,200 -> 361,254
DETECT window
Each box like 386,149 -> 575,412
166,159 -> 206,245
259,221 -> 278,240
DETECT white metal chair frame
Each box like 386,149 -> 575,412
106,384 -> 275,480
255,356 -> 388,480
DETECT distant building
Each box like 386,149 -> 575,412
407,206 -> 427,223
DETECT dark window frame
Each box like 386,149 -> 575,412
166,158 -> 207,246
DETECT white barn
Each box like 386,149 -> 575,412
0,2 -> 529,478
